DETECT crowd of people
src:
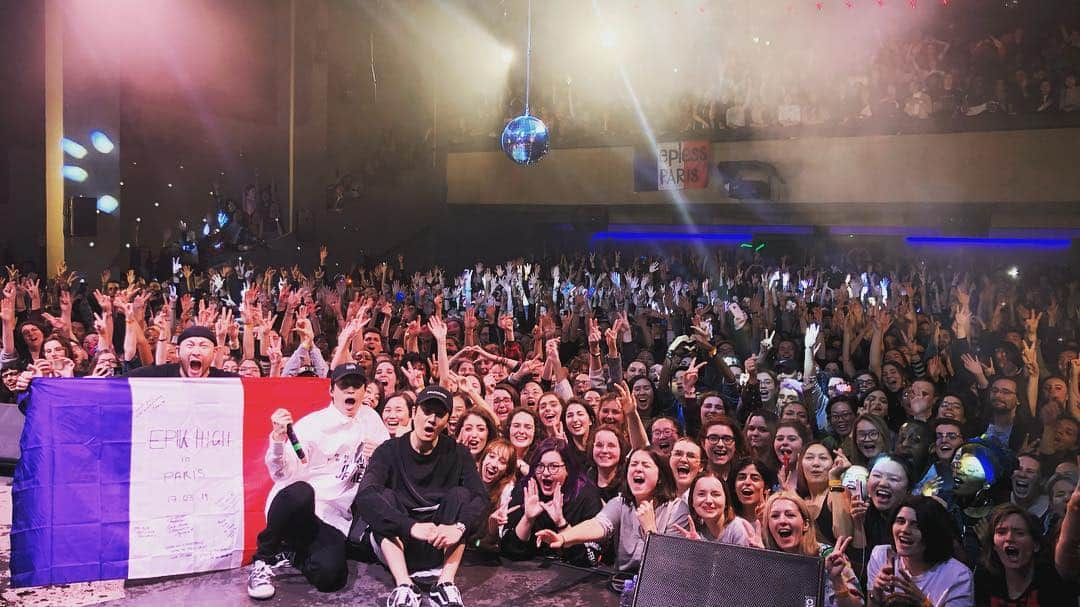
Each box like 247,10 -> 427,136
445,5 -> 1080,146
3,242 -> 1080,606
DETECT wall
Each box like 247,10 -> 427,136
446,128 -> 1080,228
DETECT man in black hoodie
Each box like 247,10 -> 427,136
353,385 -> 486,607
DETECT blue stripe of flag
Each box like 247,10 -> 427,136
11,378 -> 133,587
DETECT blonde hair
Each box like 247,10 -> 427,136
761,491 -> 819,557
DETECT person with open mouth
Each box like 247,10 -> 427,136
849,414 -> 892,468
474,439 -> 517,554
561,400 -> 595,462
586,425 -> 628,503
648,417 -> 679,458
487,384 -> 519,427
1010,454 -> 1049,519
456,408 -> 498,463
380,391 -> 413,438
127,326 -> 236,378
772,421 -> 810,489
857,390 -> 890,420
845,454 -> 915,558
868,496 -> 973,607
353,385 -> 489,607
728,458 -> 777,540
669,437 -> 704,500
701,414 -> 747,481
597,393 -> 626,428
913,419 -> 966,497
537,392 -> 565,439
501,438 -> 603,567
975,503 -> 1075,605
675,474 -> 761,548
248,363 -> 390,600
535,448 -> 689,572
761,491 -> 862,607
503,407 -> 541,476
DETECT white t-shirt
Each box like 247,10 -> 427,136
867,544 -> 974,607
264,403 -> 391,536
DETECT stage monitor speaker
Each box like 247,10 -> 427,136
66,196 -> 98,237
633,533 -> 824,607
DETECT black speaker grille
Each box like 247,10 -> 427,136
634,534 -> 824,607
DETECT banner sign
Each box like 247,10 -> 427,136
633,140 -> 710,191
10,377 -> 329,587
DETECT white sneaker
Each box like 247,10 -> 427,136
247,560 -> 276,600
386,583 -> 423,607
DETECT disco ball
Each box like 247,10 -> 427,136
501,114 -> 549,165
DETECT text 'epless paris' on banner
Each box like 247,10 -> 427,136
633,141 -> 710,192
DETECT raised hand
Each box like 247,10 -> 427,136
824,536 -> 853,586
673,517 -> 700,540
540,482 -> 567,528
523,479 -> 544,520
760,329 -> 775,351
635,499 -> 657,534
804,323 -> 820,350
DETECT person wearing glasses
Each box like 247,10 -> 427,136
500,438 -> 603,566
913,418 -> 966,499
247,363 -> 391,599
983,376 -> 1041,453
700,414 -> 747,481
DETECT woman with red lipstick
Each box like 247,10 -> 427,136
868,496 -> 972,607
975,503 -> 1075,605
773,421 -> 811,490
501,439 -> 602,566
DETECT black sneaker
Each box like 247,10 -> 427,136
247,560 -> 276,600
429,581 -> 465,607
386,583 -> 422,607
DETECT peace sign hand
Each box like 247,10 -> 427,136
674,517 -> 700,541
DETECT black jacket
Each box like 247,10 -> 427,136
353,434 -> 487,539
499,478 -> 602,566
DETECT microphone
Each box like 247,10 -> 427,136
285,423 -> 308,464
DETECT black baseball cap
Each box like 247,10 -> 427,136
415,385 -> 452,415
330,363 -> 366,384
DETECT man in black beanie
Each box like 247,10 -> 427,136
126,326 -> 236,378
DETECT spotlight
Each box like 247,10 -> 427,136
125,243 -> 131,249
501,48 -> 514,64
135,217 -> 141,223
97,195 -> 120,215
89,241 -> 95,248
62,166 -> 89,182
153,202 -> 160,207
1007,266 -> 1020,279
600,30 -> 617,48
61,138 -> 88,159
90,130 -> 114,154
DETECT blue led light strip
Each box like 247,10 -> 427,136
905,237 -> 1072,249
591,232 -> 752,242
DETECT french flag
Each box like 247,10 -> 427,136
10,377 -> 331,588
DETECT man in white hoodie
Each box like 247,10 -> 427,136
246,363 -> 391,599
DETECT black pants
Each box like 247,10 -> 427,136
363,486 -> 473,575
254,481 -> 348,592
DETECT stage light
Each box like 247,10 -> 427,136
1007,266 -> 1019,279
600,30 -> 617,48
501,48 -> 514,64
125,243 -> 131,249
62,166 -> 89,182
89,130 -> 114,154
97,195 -> 120,215
135,217 -> 141,223
153,202 -> 160,208
61,138 -> 88,159
89,241 -> 95,248
217,209 -> 230,227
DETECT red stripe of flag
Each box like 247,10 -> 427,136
241,378 -> 330,563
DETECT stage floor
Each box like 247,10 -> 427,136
1,480 -> 620,607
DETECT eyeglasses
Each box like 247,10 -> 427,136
990,387 -> 1016,396
831,411 -> 855,421
534,463 -> 565,474
935,432 -> 961,441
706,434 -> 736,445
856,430 -> 881,441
